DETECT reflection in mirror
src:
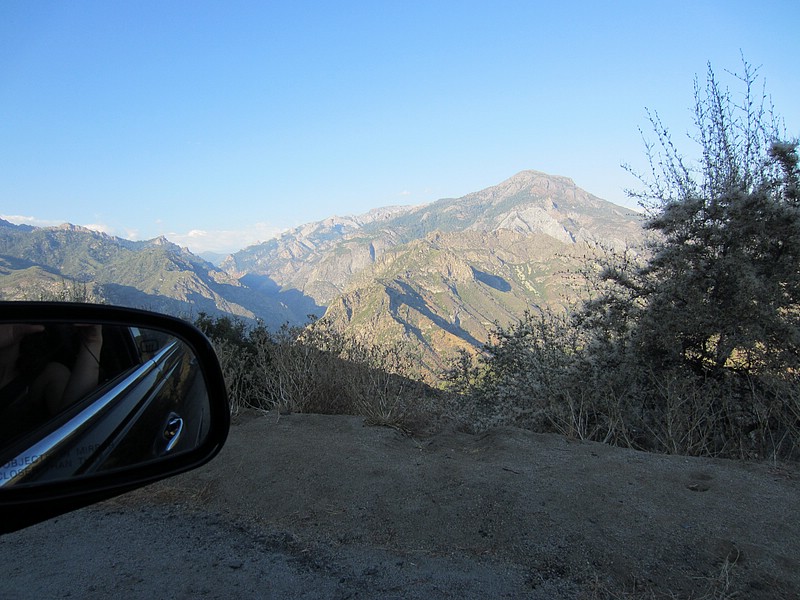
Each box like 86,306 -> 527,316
0,322 -> 211,487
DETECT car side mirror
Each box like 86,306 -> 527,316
0,302 -> 230,533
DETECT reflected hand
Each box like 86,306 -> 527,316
76,324 -> 103,349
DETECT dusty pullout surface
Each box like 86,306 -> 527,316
1,410 -> 798,599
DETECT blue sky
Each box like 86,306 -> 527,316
1,1 -> 798,254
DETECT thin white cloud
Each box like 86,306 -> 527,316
0,215 -> 115,235
398,190 -> 412,197
83,223 -> 113,235
1,214 -> 62,227
165,222 -> 284,254
2,214 -> 280,255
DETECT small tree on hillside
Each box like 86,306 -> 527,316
449,59 -> 800,458
618,59 -> 800,376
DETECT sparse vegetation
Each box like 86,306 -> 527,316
17,278 -> 105,304
196,313 -> 436,431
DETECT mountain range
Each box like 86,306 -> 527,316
1,170 -> 644,376
0,221 -> 302,327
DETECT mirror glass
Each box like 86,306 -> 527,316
0,321 -> 212,487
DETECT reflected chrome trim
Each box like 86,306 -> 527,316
0,341 -> 181,487
163,414 -> 185,453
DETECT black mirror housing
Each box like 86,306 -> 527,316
0,302 -> 230,533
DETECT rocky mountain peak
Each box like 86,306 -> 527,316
0,219 -> 34,232
501,169 -> 577,191
460,170 -> 588,210
55,223 -> 99,234
150,235 -> 172,246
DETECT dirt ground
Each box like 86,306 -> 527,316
1,409 -> 798,599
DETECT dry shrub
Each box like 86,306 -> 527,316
197,314 -> 437,431
211,337 -> 261,416
337,336 -> 425,429
444,309 -> 800,461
